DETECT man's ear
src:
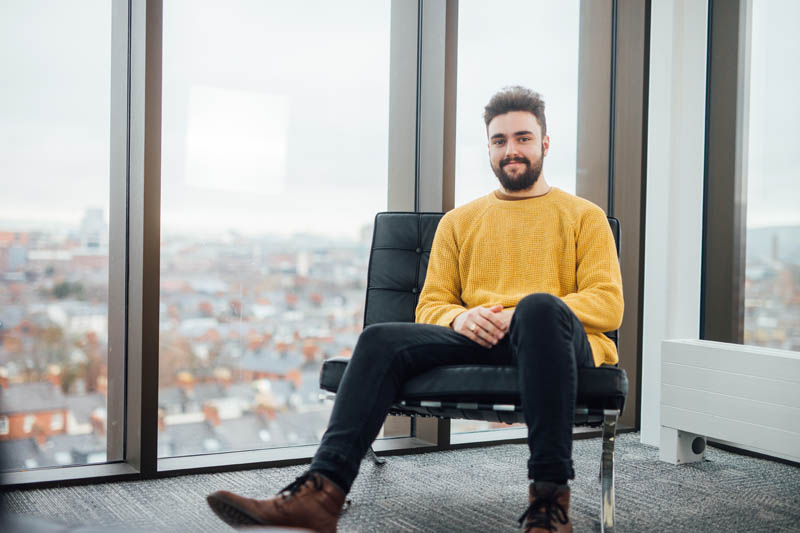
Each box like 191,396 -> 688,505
542,135 -> 550,157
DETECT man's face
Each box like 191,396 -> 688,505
487,111 -> 549,192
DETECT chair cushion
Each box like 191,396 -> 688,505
320,356 -> 628,412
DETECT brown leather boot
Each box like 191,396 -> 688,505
518,481 -> 573,533
206,471 -> 346,532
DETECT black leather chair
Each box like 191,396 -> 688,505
320,212 -> 627,532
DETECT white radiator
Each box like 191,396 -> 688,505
659,339 -> 800,464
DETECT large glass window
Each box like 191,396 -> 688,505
743,0 -> 800,351
158,0 -> 392,457
0,1 -> 113,471
454,0 -> 580,208
452,0 -> 580,435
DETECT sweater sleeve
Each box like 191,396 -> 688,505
415,214 -> 467,327
560,207 -> 624,333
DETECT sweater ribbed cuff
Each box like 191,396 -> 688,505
436,306 -> 468,328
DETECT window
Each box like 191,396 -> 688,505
0,416 -> 8,435
23,415 -> 36,434
743,0 -> 800,351
454,0 -> 580,208
50,412 -> 64,431
452,0 -> 580,435
0,1 -> 113,471
1,1 -> 631,488
158,0 -> 392,457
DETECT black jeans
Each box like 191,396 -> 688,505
310,293 -> 594,493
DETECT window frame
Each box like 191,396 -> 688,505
700,0 -> 752,344
106,0 -> 130,466
1,0 -> 647,489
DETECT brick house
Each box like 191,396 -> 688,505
0,382 -> 69,442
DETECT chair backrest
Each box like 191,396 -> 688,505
363,212 -> 620,344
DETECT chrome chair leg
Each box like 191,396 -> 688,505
366,445 -> 386,465
600,410 -> 618,533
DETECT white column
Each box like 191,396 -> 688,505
640,0 -> 708,446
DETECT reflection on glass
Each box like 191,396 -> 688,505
0,1 -> 112,471
452,0 -> 580,434
743,0 -> 800,351
158,0 -> 391,457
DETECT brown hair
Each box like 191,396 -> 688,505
483,86 -> 547,135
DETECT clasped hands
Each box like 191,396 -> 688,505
452,304 -> 513,348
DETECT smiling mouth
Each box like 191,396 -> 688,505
503,162 -> 527,172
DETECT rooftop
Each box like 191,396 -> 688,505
0,382 -> 67,415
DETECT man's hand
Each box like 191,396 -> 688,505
492,308 -> 514,331
452,304 -> 510,348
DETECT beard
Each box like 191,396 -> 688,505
491,151 -> 543,192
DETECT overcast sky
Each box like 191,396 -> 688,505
0,0 -> 797,239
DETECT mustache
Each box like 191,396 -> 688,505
500,156 -> 530,167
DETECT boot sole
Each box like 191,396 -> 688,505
206,493 -> 263,528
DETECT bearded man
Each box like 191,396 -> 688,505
207,86 -> 624,533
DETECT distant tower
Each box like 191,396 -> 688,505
80,208 -> 108,248
771,233 -> 779,262
297,251 -> 311,277
359,222 -> 373,244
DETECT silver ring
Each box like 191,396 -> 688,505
469,323 -> 477,332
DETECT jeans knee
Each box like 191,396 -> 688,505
354,323 -> 408,361
356,323 -> 389,348
515,293 -> 567,325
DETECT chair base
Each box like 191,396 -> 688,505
387,400 -> 612,427
321,391 -> 621,530
366,446 -> 387,465
600,410 -> 618,533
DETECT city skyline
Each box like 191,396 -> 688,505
4,209 -> 797,472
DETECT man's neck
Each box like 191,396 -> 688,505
496,178 -> 552,200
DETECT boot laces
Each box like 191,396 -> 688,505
278,472 -> 322,500
276,472 -> 352,515
518,491 -> 569,531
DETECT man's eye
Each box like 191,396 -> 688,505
493,139 -> 505,145
519,137 -> 532,142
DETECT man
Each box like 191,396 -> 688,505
206,86 -> 623,533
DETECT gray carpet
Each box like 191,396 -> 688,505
2,433 -> 799,532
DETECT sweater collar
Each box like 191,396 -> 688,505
489,187 -> 558,206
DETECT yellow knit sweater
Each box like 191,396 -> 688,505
415,187 -> 624,366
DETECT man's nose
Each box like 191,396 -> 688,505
504,139 -> 520,156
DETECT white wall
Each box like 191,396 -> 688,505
640,0 -> 708,446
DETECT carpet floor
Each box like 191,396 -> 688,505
2,432 -> 799,532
